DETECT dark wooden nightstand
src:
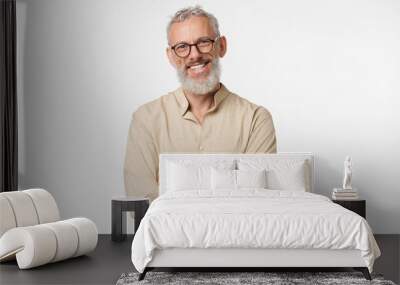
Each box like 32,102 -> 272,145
332,199 -> 366,218
111,197 -> 149,242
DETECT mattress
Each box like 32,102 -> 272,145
131,189 -> 380,273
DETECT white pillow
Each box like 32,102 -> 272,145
211,168 -> 268,190
237,159 -> 308,191
237,169 -> 267,188
166,160 -> 235,191
211,168 -> 236,189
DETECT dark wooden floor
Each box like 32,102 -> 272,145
0,234 -> 398,285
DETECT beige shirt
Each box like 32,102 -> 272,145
123,84 -> 277,201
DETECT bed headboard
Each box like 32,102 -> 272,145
159,153 -> 314,195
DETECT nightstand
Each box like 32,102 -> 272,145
111,197 -> 149,242
332,199 -> 366,219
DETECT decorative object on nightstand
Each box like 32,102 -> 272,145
332,199 -> 366,219
332,155 -> 359,200
342,156 -> 353,190
332,188 -> 359,200
111,197 -> 149,242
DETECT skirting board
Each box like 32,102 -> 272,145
147,248 -> 366,267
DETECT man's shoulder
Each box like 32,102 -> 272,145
131,90 -> 178,120
226,90 -> 273,118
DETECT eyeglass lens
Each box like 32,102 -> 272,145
174,39 -> 215,57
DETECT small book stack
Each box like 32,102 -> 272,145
332,188 -> 359,200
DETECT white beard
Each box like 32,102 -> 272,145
177,58 -> 221,95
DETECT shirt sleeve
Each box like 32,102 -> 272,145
245,107 -> 277,153
123,111 -> 159,202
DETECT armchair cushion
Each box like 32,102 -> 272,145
0,189 -> 97,269
0,218 -> 97,269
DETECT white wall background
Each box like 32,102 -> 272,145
16,0 -> 400,234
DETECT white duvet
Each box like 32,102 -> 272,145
131,189 -> 380,273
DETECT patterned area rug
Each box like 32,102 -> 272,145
116,271 -> 396,285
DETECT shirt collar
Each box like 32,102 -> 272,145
175,83 -> 230,116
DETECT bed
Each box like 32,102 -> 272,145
130,153 -> 381,280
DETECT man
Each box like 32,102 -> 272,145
124,6 -> 277,202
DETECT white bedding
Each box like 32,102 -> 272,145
131,189 -> 380,273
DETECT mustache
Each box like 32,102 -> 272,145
185,59 -> 210,69
177,58 -> 218,76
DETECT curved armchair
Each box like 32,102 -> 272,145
0,189 -> 98,269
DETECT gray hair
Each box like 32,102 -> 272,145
167,6 -> 220,43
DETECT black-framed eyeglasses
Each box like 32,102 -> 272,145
170,36 -> 220,58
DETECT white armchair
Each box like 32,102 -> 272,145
0,188 -> 98,269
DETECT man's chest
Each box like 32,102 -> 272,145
157,112 -> 252,153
